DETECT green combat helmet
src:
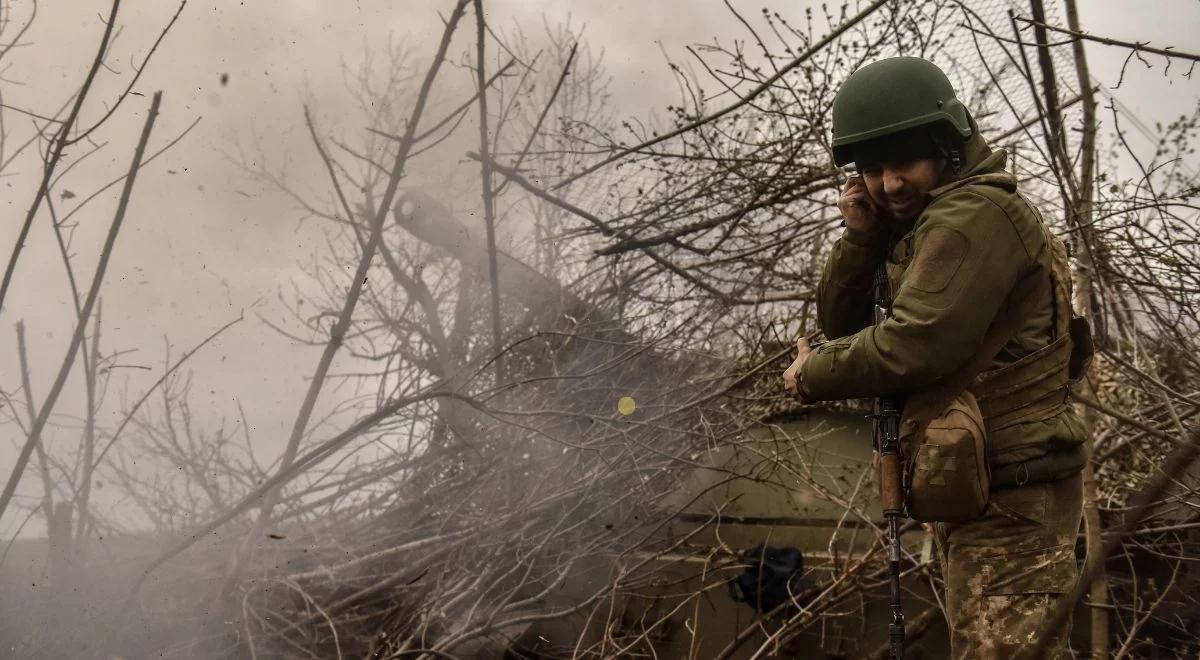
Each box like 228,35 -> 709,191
830,56 -> 972,166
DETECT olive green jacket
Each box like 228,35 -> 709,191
798,130 -> 1086,483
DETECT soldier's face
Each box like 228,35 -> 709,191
859,158 -> 945,222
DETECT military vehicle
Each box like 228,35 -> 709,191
497,405 -> 951,659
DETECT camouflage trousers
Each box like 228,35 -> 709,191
932,472 -> 1083,659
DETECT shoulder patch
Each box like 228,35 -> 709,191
907,226 -> 969,293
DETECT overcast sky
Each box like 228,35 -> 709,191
0,0 -> 1196,536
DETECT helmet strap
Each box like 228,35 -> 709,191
930,127 -> 964,179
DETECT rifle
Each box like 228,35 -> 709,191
873,264 -> 906,659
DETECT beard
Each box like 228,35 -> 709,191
887,195 -> 928,221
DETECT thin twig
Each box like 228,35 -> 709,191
549,0 -> 891,190
473,0 -> 504,381
1031,425 -> 1200,656
0,90 -> 162,522
244,0 -> 471,532
0,0 -> 121,314
89,313 -> 243,470
1014,15 -> 1200,64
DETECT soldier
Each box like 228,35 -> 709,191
783,57 -> 1087,658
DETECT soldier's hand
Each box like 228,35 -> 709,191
783,336 -> 814,400
837,176 -> 878,233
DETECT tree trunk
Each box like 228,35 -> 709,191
1062,0 -> 1109,655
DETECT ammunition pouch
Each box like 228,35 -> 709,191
900,390 -> 990,523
